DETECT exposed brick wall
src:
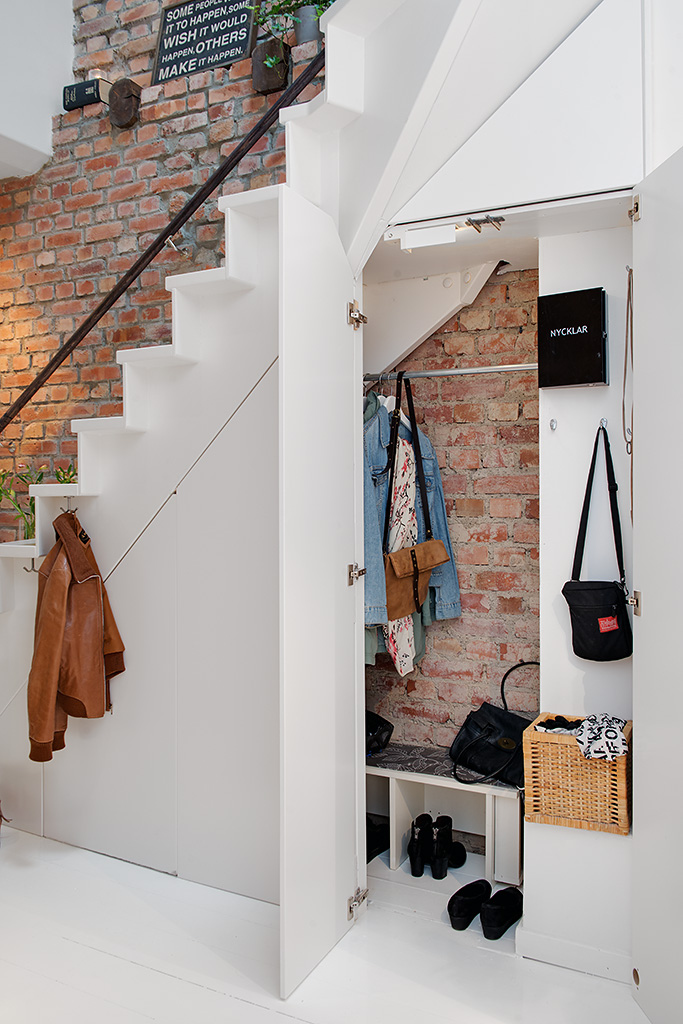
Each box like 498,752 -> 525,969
0,0 -> 321,538
366,268 -> 540,747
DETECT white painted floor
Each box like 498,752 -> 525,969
0,826 -> 650,1024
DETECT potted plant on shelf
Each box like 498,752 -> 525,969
250,2 -> 334,93
293,4 -> 333,44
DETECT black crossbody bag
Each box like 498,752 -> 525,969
561,425 -> 633,661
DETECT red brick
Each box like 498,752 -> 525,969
459,307 -> 491,331
458,544 -> 489,565
495,307 -> 527,328
85,223 -> 123,242
489,497 -> 523,518
474,474 -> 539,495
455,498 -> 485,517
488,401 -> 518,421
452,403 -> 484,423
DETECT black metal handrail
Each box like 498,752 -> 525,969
0,49 -> 325,436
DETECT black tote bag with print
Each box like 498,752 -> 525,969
561,426 -> 632,661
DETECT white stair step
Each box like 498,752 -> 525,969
29,484 -> 85,498
217,184 -> 280,218
117,346 -> 196,368
71,416 -> 143,435
165,265 -> 253,296
0,539 -> 39,560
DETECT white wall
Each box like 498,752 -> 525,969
0,0 -> 73,177
642,0 -> 683,174
517,225 -> 634,981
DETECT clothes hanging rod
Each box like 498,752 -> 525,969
363,362 -> 538,382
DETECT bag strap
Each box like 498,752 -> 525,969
500,659 -> 540,712
452,726 -> 522,787
382,374 -> 433,552
382,371 -> 404,553
571,425 -> 626,587
404,378 -> 433,540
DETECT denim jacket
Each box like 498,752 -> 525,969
363,393 -> 461,625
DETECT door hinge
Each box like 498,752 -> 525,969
627,590 -> 641,616
347,886 -> 369,919
348,563 -> 366,586
348,300 -> 368,330
628,195 -> 640,222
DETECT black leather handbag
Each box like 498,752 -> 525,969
448,661 -> 538,788
561,426 -> 633,662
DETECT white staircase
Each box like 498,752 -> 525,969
0,186 -> 283,892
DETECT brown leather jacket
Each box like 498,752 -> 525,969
27,512 -> 125,762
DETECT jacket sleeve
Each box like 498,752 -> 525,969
363,427 -> 388,625
27,555 -> 69,761
417,427 -> 462,621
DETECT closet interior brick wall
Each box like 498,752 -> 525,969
365,268 -> 540,745
0,0 -> 321,538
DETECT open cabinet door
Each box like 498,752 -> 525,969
279,187 -> 363,998
631,146 -> 683,1022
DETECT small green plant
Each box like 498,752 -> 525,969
251,2 -> 334,65
55,463 -> 78,484
0,464 -> 47,540
0,462 -> 77,539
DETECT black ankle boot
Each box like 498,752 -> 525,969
430,815 -> 454,880
407,814 -> 433,876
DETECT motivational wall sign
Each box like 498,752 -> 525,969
152,0 -> 255,85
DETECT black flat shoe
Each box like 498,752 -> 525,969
447,878 -> 492,930
480,886 -> 523,939
407,813 -> 433,876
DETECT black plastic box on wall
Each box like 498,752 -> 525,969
537,287 -> 607,388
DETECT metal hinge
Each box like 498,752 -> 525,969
347,563 -> 366,586
347,886 -> 369,919
628,195 -> 640,222
348,300 -> 368,330
627,591 -> 641,616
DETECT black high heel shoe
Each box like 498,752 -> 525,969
407,813 -> 433,876
430,815 -> 453,880
430,816 -> 466,878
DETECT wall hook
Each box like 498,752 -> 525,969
23,559 -> 39,574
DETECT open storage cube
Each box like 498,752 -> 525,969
366,744 -> 523,884
523,713 -> 632,836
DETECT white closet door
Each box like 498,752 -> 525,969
279,188 -> 361,998
631,145 -> 683,1022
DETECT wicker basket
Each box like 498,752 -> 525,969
523,713 -> 632,835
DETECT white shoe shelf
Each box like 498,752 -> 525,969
366,743 -> 523,886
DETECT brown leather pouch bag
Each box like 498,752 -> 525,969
382,373 -> 450,621
384,538 -> 449,620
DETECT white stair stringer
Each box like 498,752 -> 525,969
65,186 -> 279,581
362,261 -> 498,375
